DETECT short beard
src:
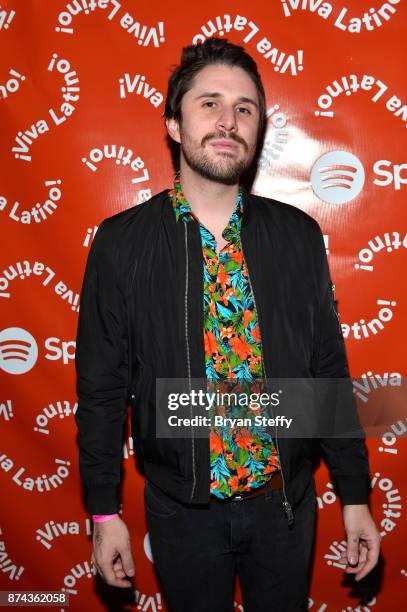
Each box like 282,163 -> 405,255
180,130 -> 255,186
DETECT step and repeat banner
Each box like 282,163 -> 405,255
0,1 -> 406,610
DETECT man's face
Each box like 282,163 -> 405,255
166,64 -> 261,184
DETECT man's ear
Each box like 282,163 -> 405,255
165,117 -> 181,144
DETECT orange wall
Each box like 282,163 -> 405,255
0,0 -> 406,610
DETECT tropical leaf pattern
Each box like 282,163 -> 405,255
169,174 -> 281,498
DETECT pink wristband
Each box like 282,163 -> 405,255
92,513 -> 119,523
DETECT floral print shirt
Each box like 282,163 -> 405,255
169,174 -> 281,499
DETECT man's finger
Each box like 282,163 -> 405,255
113,558 -> 126,578
358,541 -> 368,564
119,546 -> 135,577
354,539 -> 380,582
346,532 -> 360,565
98,559 -> 132,588
355,557 -> 375,581
341,541 -> 367,574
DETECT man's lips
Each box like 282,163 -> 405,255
209,139 -> 240,150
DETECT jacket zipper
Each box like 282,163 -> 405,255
184,221 -> 197,503
240,234 -> 294,526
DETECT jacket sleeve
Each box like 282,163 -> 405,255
74,219 -> 129,514
311,220 -> 371,506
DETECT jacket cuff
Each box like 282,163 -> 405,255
334,475 -> 371,506
85,484 -> 121,514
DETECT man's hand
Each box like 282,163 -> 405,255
92,516 -> 135,588
340,504 -> 381,582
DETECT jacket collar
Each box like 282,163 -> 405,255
167,172 -> 252,229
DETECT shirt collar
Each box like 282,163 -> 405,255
168,173 -> 244,234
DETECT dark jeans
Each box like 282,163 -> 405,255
144,478 -> 317,612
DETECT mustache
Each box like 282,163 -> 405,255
202,131 -> 248,151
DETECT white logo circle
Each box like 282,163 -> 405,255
311,151 -> 365,204
0,327 -> 38,374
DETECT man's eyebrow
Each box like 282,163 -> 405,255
194,92 -> 259,109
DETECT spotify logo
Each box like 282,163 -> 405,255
311,151 -> 365,204
0,327 -> 38,374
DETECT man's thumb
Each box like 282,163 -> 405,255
347,535 -> 359,565
121,550 -> 135,576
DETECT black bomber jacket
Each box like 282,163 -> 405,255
74,187 -> 371,522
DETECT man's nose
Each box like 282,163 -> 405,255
215,107 -> 237,133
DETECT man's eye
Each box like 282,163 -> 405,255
203,101 -> 216,107
237,107 -> 250,114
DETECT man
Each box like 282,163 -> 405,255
75,38 -> 381,611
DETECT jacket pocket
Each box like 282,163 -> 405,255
129,366 -> 189,478
129,364 -> 155,442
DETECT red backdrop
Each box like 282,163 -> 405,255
0,0 -> 406,610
